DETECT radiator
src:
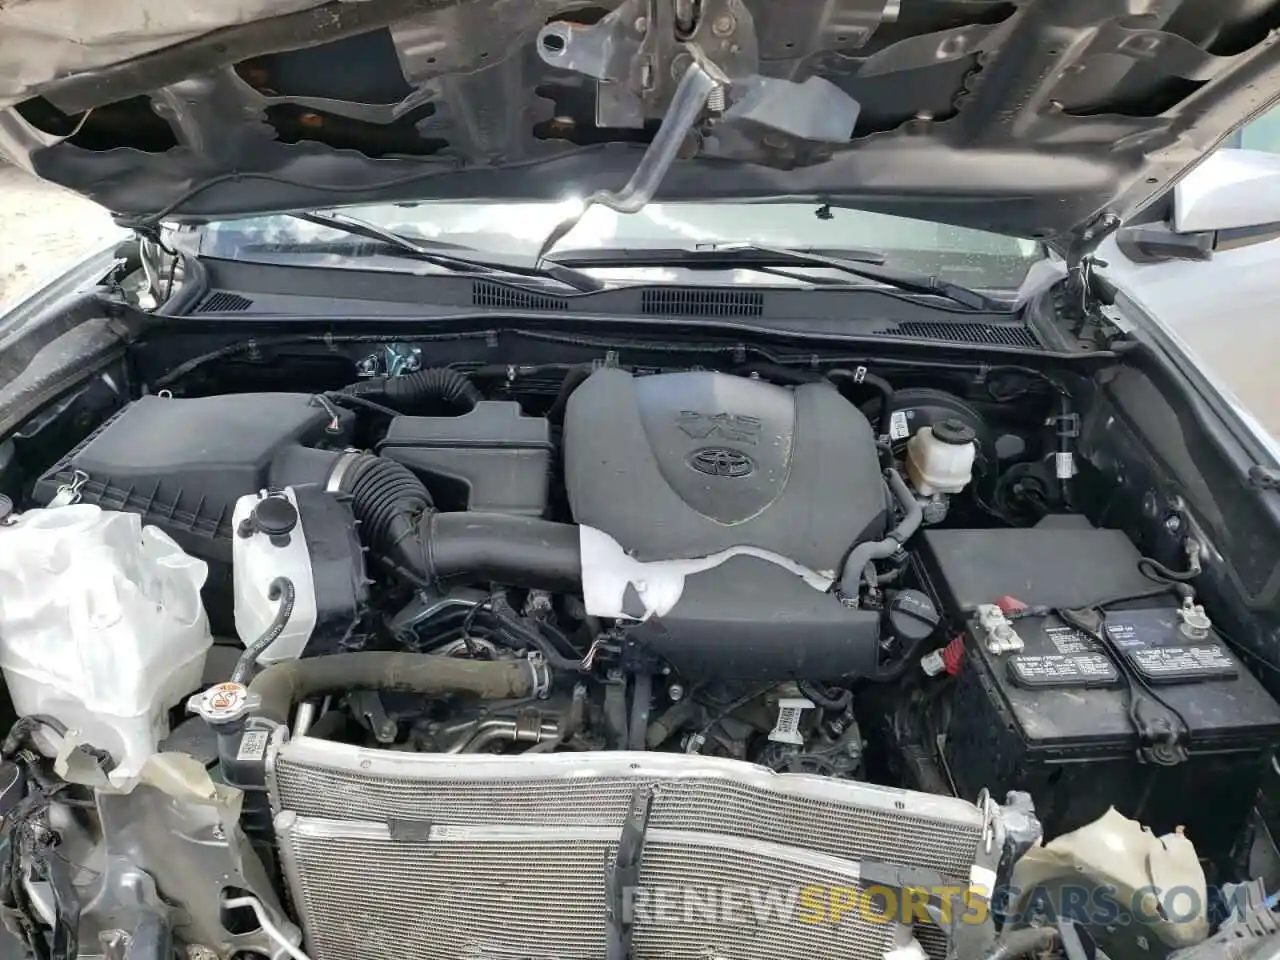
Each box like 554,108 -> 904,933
268,737 -> 988,960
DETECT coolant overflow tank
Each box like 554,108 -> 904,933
232,486 -> 368,662
233,488 -> 318,663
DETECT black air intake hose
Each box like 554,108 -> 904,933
338,453 -> 582,590
416,512 -> 582,591
341,454 -> 431,559
340,367 -> 482,413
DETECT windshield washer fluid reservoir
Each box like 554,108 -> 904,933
0,505 -> 212,783
906,418 -> 977,496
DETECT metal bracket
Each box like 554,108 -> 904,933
605,786 -> 655,960
536,55 -> 723,262
357,342 -> 422,378
537,0 -> 757,127
534,0 -> 861,261
352,691 -> 397,744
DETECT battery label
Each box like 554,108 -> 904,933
1105,609 -> 1239,683
1129,645 -> 1238,683
1044,624 -> 1099,654
1102,620 -> 1146,650
1008,653 -> 1119,688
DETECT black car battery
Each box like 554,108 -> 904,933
916,518 -> 1280,862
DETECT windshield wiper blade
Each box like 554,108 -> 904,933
290,211 -> 604,292
548,244 -> 887,267
549,242 -> 1006,311
749,244 -> 1006,310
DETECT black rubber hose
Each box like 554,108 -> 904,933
827,368 -> 895,438
797,681 -> 853,711
628,672 -> 653,750
733,363 -> 823,385
487,606 -> 585,671
547,364 -> 595,423
248,653 -> 542,725
230,577 -> 296,684
340,367 -> 482,413
838,469 -> 923,597
731,363 -> 895,438
867,631 -> 935,682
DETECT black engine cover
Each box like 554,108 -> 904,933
563,368 -> 885,571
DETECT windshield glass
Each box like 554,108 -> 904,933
190,201 -> 1043,290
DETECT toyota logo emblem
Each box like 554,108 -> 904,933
689,447 -> 755,478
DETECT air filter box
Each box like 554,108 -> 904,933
34,393 -> 353,564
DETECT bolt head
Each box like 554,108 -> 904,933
712,14 -> 736,36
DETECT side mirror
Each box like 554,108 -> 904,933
1117,149 -> 1280,263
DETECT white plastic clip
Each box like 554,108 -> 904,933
48,470 -> 89,507
920,649 -> 947,677
768,697 -> 816,745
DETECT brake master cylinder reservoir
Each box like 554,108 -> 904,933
0,504 -> 212,782
906,418 -> 977,495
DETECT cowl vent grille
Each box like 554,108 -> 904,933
195,291 -> 253,313
878,320 -> 1040,348
641,288 -> 764,317
472,281 -> 569,311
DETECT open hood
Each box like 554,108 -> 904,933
3,0 -> 1280,251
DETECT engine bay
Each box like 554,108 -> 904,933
3,339 -> 1280,960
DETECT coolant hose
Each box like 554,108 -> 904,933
248,653 -> 544,725
231,577 -> 296,684
837,468 -> 923,597
338,453 -> 582,590
340,367 -> 482,413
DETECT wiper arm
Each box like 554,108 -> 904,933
550,243 -> 1004,311
289,211 -> 604,292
